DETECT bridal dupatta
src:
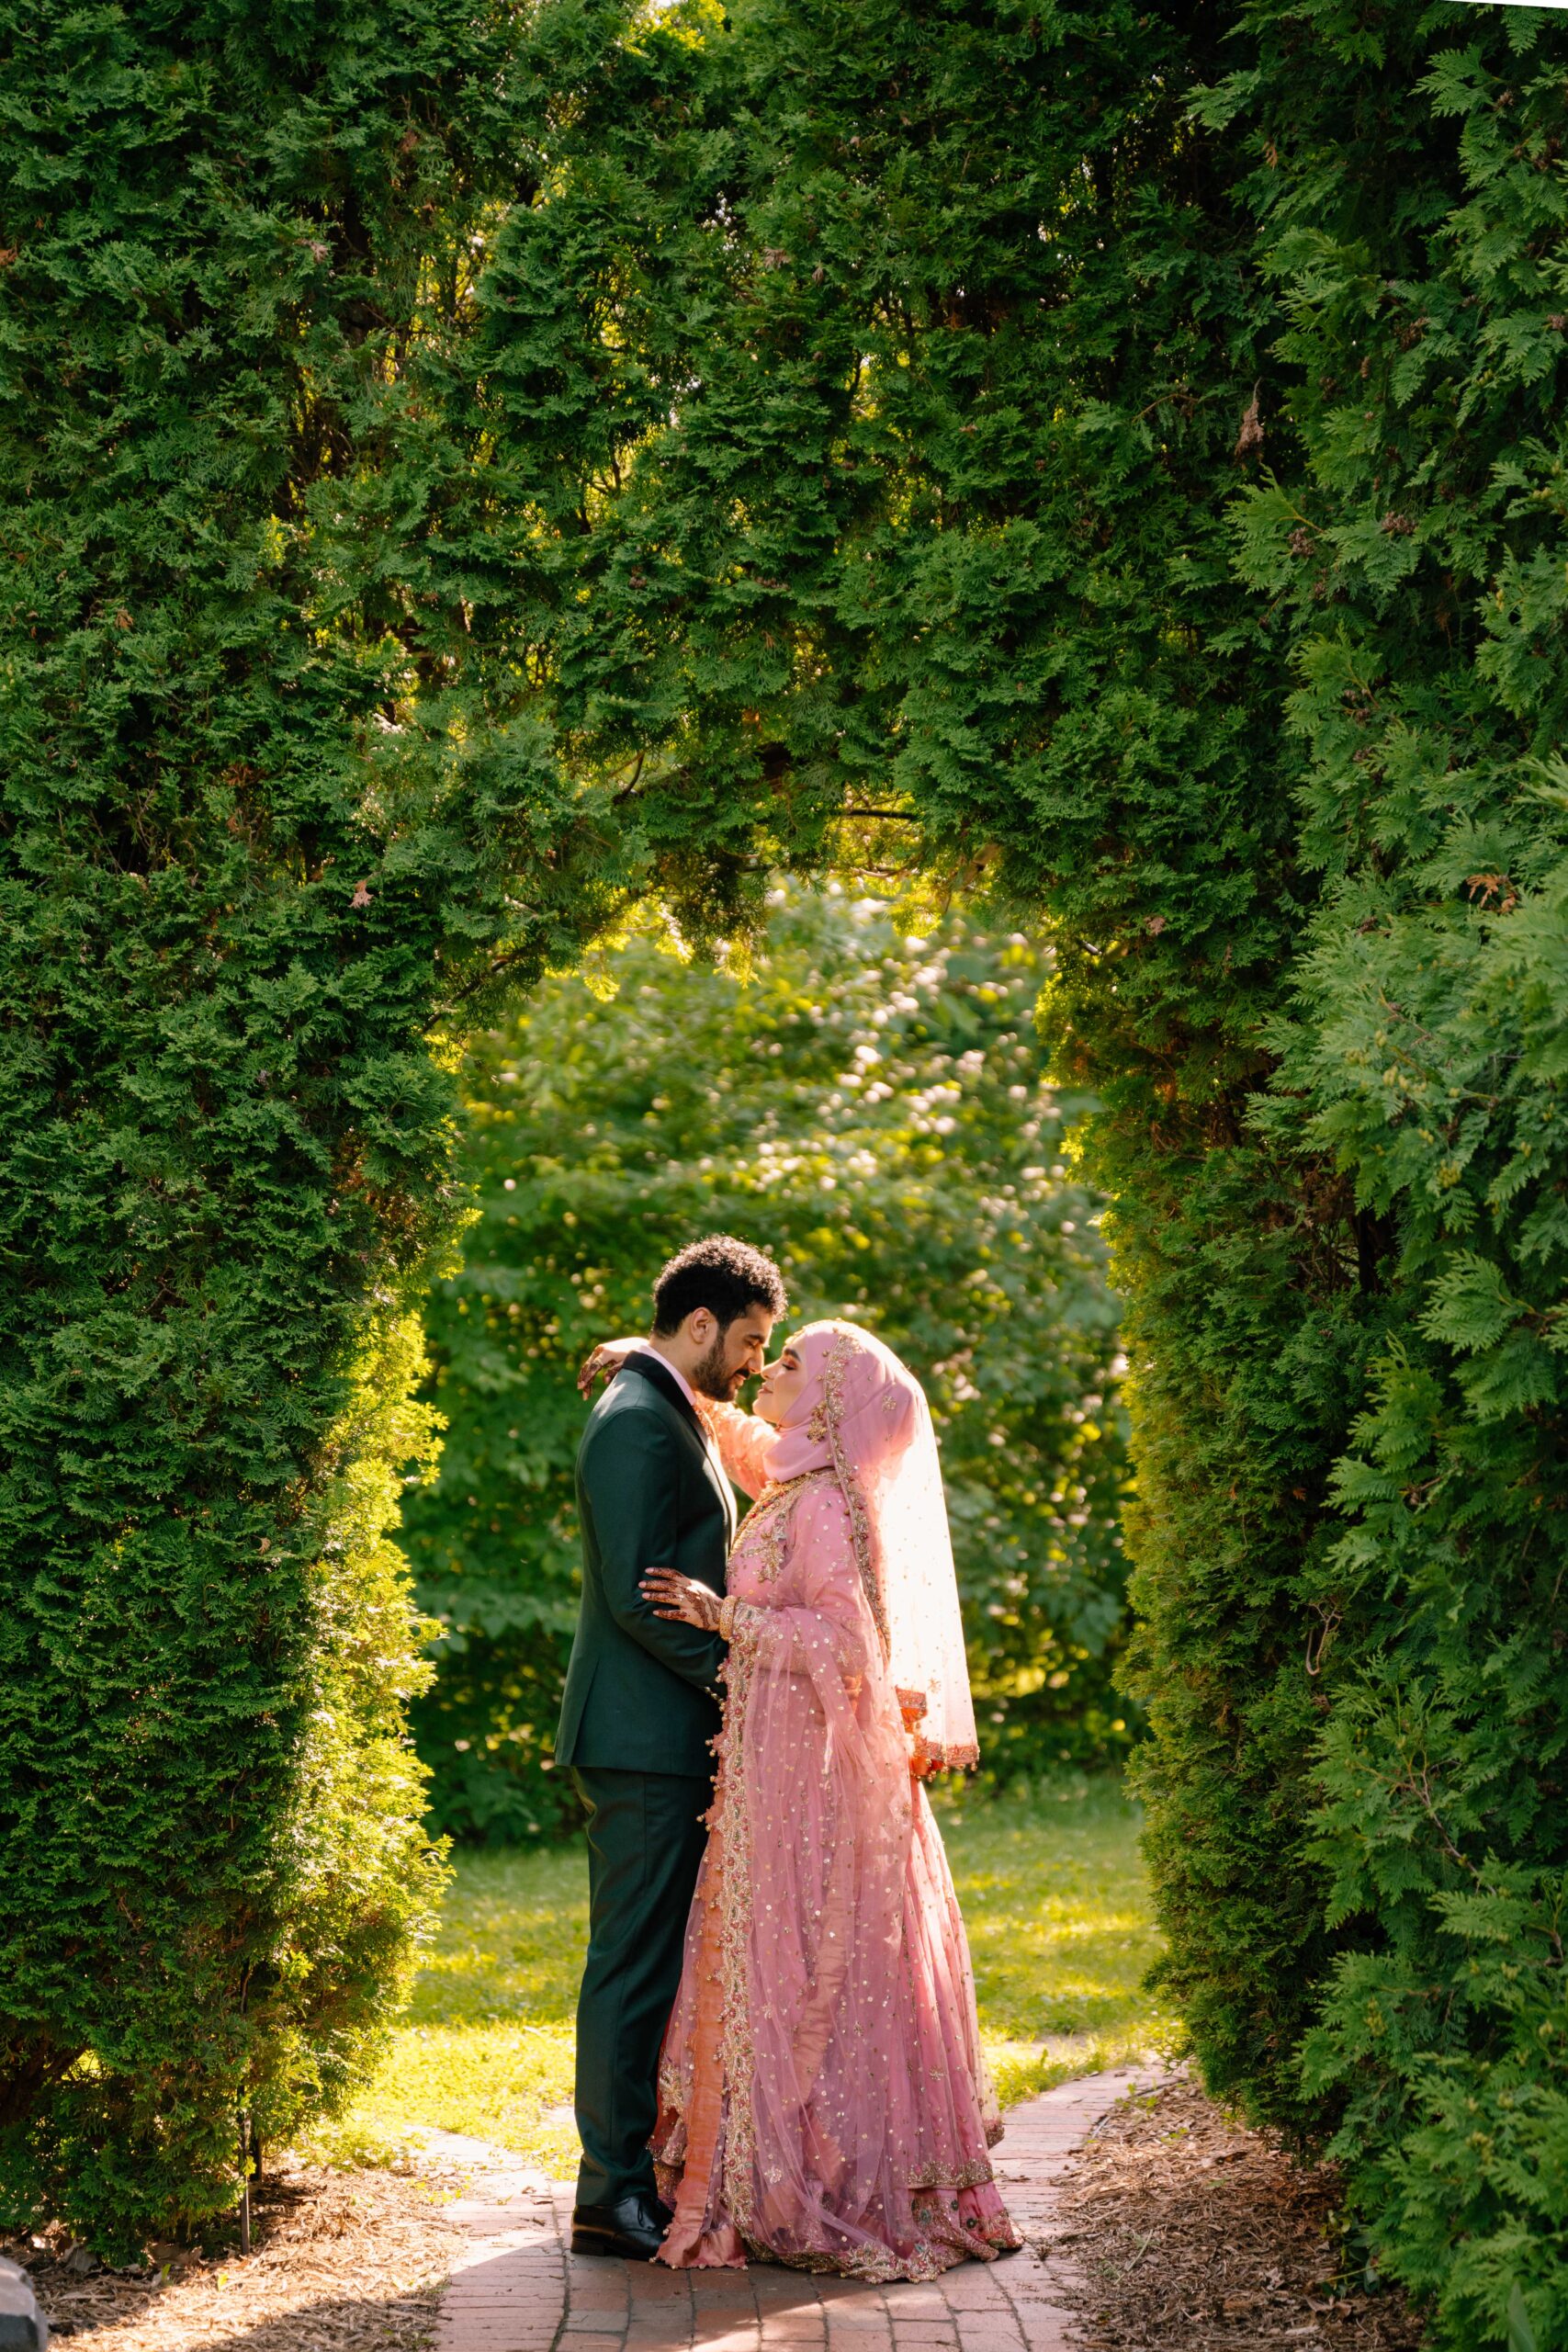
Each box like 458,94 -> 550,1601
652,1321 -> 1019,2278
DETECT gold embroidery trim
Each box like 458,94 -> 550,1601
814,1328 -> 891,1661
716,1608 -> 761,2237
729,1467 -> 836,1590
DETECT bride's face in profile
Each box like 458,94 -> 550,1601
755,1340 -> 807,1428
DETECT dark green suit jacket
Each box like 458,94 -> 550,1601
556,1353 -> 736,1777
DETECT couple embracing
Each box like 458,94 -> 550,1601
557,1235 -> 1021,2281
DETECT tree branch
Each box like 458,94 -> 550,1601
424,941 -> 544,1030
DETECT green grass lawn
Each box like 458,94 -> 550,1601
326,1774 -> 1173,2176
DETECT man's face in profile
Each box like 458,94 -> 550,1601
691,1303 -> 775,1402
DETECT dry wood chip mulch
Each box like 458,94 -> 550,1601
4,2160 -> 467,2352
1053,2074 -> 1426,2352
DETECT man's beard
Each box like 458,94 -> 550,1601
692,1333 -> 745,1402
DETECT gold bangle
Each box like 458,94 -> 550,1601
718,1594 -> 737,1642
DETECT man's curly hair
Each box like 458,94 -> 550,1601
650,1234 -> 787,1336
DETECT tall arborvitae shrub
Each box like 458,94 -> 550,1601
0,0 -> 745,2253
1210,9 -> 1568,2340
0,0 -> 479,2252
479,0 -> 1568,2335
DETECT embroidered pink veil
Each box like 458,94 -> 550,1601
766,1320 -> 979,1771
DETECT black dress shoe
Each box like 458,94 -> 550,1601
570,2191 -> 670,2258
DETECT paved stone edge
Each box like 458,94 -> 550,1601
434,2065 -> 1162,2352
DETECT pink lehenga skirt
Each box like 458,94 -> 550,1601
651,1584 -> 1020,2281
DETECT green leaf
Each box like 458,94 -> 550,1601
1508,2280 -> 1538,2352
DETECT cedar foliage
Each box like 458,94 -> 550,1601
1218,11 -> 1568,2340
0,0 -> 497,2252
486,0 -> 1568,2335
0,0 -> 755,2253
407,888 -> 1130,1841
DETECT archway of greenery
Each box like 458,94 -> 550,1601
3,3 -> 1565,2342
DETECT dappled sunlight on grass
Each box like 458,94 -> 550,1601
332,1775 -> 1170,2170
321,1841 -> 586,2173
939,1774 -> 1178,2106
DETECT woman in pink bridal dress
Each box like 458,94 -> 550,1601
637,1319 -> 1021,2281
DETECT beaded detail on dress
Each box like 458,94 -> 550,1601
650,1450 -> 1018,2278
730,1469 -> 837,1586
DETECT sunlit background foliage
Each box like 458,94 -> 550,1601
406,886 -> 1131,1839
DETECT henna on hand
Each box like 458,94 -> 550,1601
640,1565 -> 724,1632
576,1335 -> 640,1397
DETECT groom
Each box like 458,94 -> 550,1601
557,1233 -> 787,2259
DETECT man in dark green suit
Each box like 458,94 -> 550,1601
558,1234 -> 786,2260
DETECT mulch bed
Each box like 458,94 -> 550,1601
4,2159 -> 466,2352
1055,2074 -> 1426,2351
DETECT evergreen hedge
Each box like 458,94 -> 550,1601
1220,12 -> 1568,2336
485,0 -> 1568,2335
407,888 -> 1130,1839
0,0 -> 488,2253
0,0 -> 745,2253
7,0 -> 1567,2321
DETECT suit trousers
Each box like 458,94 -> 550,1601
571,1764 -> 713,2211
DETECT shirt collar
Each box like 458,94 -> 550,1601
631,1339 -> 700,1416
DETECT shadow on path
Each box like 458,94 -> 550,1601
437,2069 -> 1160,2352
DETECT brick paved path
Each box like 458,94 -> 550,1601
434,2069 -> 1154,2352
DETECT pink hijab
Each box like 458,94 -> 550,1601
765,1320 -> 979,1771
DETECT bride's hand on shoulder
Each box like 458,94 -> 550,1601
640,1566 -> 724,1633
576,1335 -> 641,1397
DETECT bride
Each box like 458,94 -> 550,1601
634,1318 -> 1021,2279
